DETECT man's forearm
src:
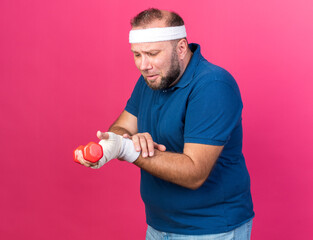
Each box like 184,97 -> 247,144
133,150 -> 210,190
108,125 -> 132,136
107,110 -> 138,136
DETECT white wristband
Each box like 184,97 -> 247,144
119,137 -> 141,163
91,132 -> 140,169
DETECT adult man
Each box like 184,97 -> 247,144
78,8 -> 254,239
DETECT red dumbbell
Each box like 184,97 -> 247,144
73,145 -> 84,164
73,142 -> 103,164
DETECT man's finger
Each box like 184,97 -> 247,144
145,136 -> 155,157
123,133 -> 131,139
97,131 -> 109,140
77,151 -> 90,167
154,142 -> 166,152
132,135 -> 141,152
139,135 -> 149,158
77,150 -> 99,167
142,133 -> 154,157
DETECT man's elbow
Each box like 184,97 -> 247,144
184,166 -> 212,190
186,178 -> 207,190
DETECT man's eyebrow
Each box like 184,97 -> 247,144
131,49 -> 160,53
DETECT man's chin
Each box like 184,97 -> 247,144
147,83 -> 162,90
144,78 -> 162,90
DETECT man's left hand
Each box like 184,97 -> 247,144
122,132 -> 166,158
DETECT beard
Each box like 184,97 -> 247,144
143,50 -> 181,90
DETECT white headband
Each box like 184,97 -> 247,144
129,25 -> 187,43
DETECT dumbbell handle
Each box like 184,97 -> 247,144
73,142 -> 103,163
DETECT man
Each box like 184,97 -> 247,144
78,8 -> 254,239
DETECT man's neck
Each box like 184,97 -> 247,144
170,48 -> 193,87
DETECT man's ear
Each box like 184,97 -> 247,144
176,39 -> 188,60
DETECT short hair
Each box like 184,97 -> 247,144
130,8 -> 185,28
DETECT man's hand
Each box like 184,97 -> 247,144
76,131 -> 114,168
77,131 -> 141,169
122,132 -> 166,158
96,131 -> 125,162
104,110 -> 166,157
76,150 -> 98,168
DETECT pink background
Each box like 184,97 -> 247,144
1,0 -> 312,239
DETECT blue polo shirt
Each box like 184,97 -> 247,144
125,44 -> 254,235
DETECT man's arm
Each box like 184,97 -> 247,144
104,110 -> 223,190
85,110 -> 223,190
111,111 -> 223,189
133,142 -> 223,190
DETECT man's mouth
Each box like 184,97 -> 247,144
146,74 -> 158,81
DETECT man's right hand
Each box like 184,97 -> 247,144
122,132 -> 166,158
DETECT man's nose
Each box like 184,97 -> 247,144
139,56 -> 152,71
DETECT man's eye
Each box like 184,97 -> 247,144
149,52 -> 158,56
134,54 -> 141,57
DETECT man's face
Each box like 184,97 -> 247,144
131,40 -> 181,90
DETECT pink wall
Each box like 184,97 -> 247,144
1,0 -> 312,239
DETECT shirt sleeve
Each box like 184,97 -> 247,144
184,76 -> 243,146
124,76 -> 144,117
